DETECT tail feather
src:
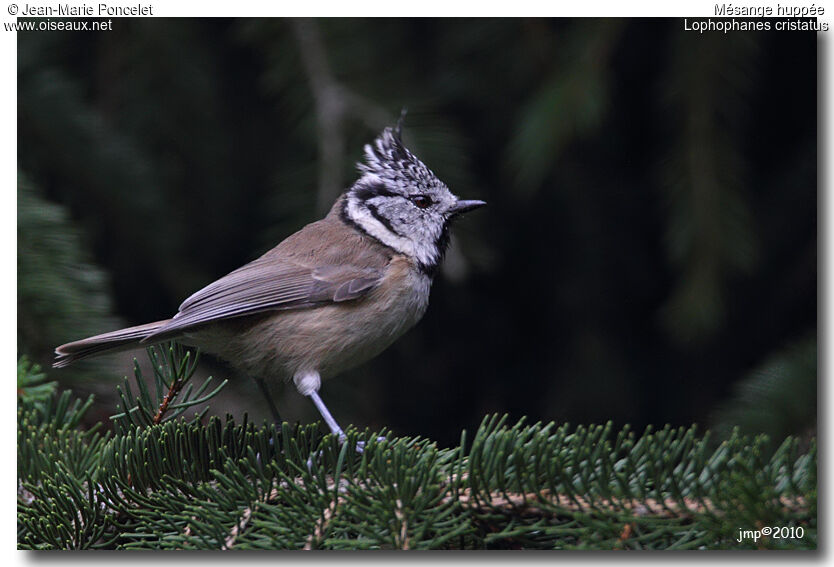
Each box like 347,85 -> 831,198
53,320 -> 173,368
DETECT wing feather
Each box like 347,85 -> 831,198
142,256 -> 383,341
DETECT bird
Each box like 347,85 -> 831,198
54,119 -> 486,438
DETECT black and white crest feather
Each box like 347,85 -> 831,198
343,124 -> 465,275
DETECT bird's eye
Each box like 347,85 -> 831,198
411,195 -> 433,209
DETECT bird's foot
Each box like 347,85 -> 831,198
354,436 -> 387,454
305,433 -> 387,470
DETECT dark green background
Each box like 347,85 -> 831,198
17,18 -> 817,447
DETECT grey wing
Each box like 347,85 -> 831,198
142,256 -> 382,341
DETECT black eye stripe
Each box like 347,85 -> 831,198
354,182 -> 399,201
354,183 -> 436,212
366,202 -> 404,237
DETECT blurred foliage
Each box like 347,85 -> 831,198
508,20 -> 623,194
711,336 -> 816,451
17,171 -> 121,382
17,19 -> 816,445
658,32 -> 762,344
17,357 -> 58,404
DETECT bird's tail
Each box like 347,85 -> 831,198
53,320 -> 173,368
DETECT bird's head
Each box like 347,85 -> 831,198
343,122 -> 485,275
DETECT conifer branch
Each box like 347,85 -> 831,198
17,353 -> 817,550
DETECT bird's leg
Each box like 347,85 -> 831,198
254,377 -> 283,423
301,381 -> 385,471
294,370 -> 345,439
305,390 -> 348,471
309,389 -> 386,452
296,371 -> 384,458
308,391 -> 345,439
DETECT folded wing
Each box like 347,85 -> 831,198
142,256 -> 383,341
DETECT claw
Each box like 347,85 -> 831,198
354,436 -> 387,454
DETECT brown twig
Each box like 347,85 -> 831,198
452,487 -> 809,520
223,506 -> 253,550
394,495 -> 409,550
153,376 -> 186,425
618,522 -> 634,543
304,496 -> 343,550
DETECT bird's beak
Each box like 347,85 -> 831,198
448,199 -> 487,215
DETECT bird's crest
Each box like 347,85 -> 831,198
356,109 -> 442,196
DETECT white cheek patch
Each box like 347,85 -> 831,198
347,196 -> 414,255
346,196 -> 440,267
